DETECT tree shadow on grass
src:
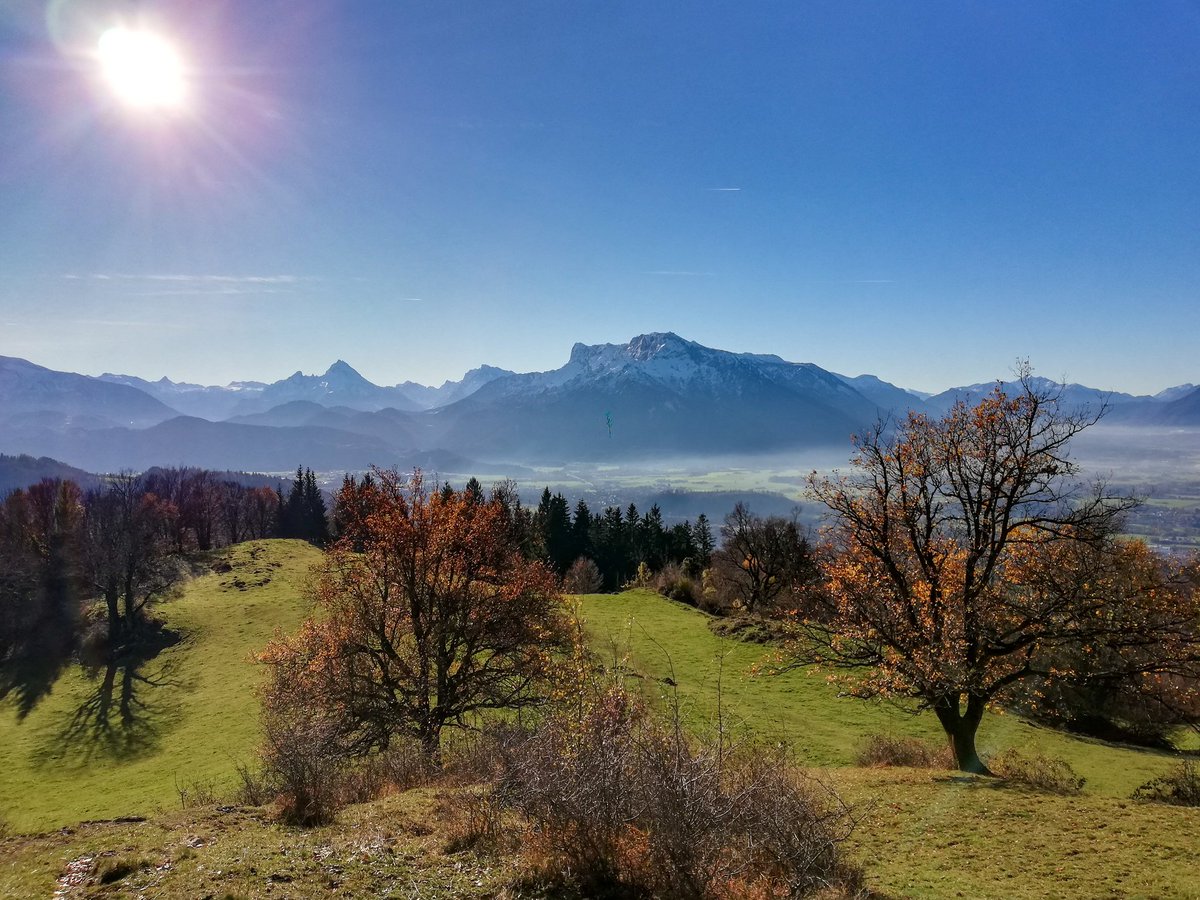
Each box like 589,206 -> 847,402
33,627 -> 194,767
0,602 -> 79,720
0,629 -> 74,722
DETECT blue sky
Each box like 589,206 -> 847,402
1,1 -> 1198,393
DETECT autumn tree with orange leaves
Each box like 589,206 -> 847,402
260,469 -> 568,763
800,368 -> 1200,773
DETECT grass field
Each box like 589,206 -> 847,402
0,539 -> 322,832
576,589 -> 1188,797
2,541 -> 1199,898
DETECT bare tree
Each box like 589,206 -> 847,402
710,503 -> 816,613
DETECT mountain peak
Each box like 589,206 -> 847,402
568,332 -> 692,368
626,332 -> 690,359
325,359 -> 362,378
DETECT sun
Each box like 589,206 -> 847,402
96,26 -> 187,111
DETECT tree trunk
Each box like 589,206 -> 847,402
419,726 -> 442,770
104,588 -> 121,645
933,696 -> 992,775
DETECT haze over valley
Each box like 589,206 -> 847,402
3,331 -> 1198,551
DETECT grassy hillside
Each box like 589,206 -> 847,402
577,591 -> 1200,897
577,589 -> 1185,797
2,554 -> 1198,898
0,540 -> 322,831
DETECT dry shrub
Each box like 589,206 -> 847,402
174,774 -> 221,809
856,734 -> 953,769
564,557 -> 604,594
495,685 -> 862,899
232,758 -> 277,807
989,749 -> 1086,794
1133,759 -> 1200,806
261,706 -> 348,826
442,722 -> 534,784
655,563 -> 699,606
442,789 -> 513,855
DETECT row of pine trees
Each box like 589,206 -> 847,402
332,473 -> 714,592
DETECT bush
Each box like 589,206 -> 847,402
1133,759 -> 1200,807
337,741 -> 435,804
443,722 -> 534,785
564,557 -> 604,594
654,563 -> 699,606
496,684 -> 862,899
442,789 -> 512,855
989,749 -> 1086,794
856,734 -> 953,769
261,705 -> 348,826
233,758 -> 277,807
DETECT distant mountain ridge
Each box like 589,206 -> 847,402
2,336 -> 1197,472
98,360 -> 514,417
1,356 -> 178,428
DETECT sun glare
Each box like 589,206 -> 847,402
97,27 -> 187,111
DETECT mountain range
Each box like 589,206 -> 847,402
2,333 -> 1197,474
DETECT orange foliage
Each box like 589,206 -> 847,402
801,370 -> 1200,771
260,469 -> 567,759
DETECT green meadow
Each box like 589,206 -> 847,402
1,540 -> 1198,899
0,540 -> 321,832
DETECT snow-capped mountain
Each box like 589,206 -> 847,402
423,333 -> 885,461
925,376 -> 1145,416
103,361 -> 513,417
477,333 -> 879,405
832,373 -> 929,413
244,360 -> 424,414
1154,384 -> 1198,403
4,336 -> 1197,472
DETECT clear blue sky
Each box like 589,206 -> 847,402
1,1 -> 1198,394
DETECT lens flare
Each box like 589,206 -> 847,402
97,27 -> 186,110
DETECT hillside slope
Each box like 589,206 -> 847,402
0,540 -> 322,831
577,590 -> 1187,796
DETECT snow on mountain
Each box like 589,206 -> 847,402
425,333 -> 885,462
99,372 -> 265,419
833,372 -> 928,413
925,376 -> 1145,416
479,332 -> 874,407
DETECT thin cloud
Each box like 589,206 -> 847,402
706,187 -> 741,192
65,273 -> 312,285
127,288 -> 299,297
72,318 -> 189,328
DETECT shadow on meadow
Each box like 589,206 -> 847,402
27,627 -> 191,767
0,628 -> 75,722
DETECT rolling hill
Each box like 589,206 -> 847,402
2,541 -> 1198,899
